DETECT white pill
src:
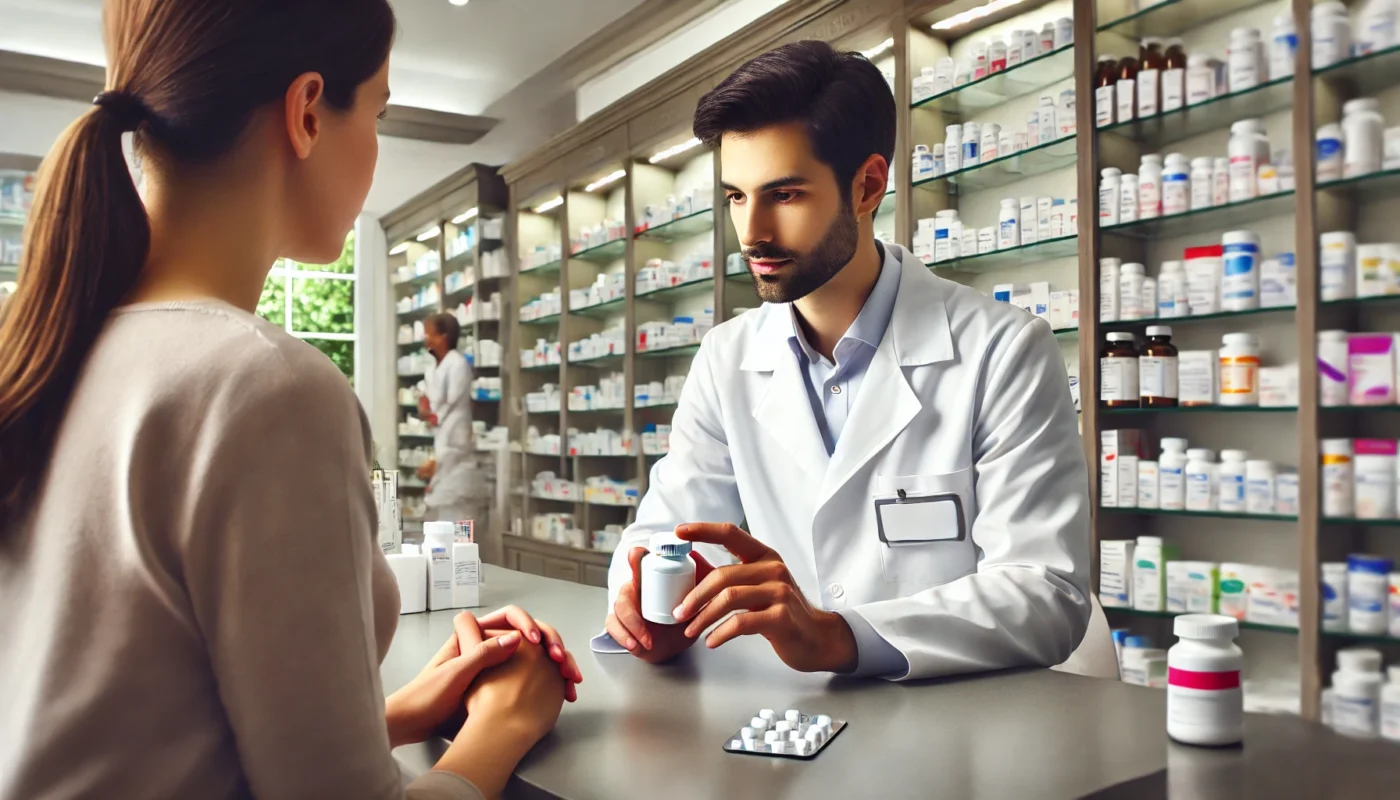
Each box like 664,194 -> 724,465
765,730 -> 781,744
729,739 -> 743,749
744,740 -> 760,751
788,731 -> 802,742
814,714 -> 832,729
741,727 -> 757,741
750,717 -> 769,731
784,709 -> 802,723
759,709 -> 777,722
805,727 -> 824,745
771,740 -> 788,754
775,721 -> 792,733
795,739 -> 813,756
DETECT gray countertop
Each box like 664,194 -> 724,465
382,567 -> 1397,800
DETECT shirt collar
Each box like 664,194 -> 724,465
787,240 -> 901,362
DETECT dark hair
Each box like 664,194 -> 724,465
693,40 -> 895,197
0,0 -> 395,521
427,313 -> 462,348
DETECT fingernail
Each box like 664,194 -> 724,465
530,630 -> 541,643
672,604 -> 687,621
625,636 -> 637,650
552,644 -> 563,659
499,631 -> 522,647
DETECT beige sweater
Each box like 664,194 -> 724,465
0,301 -> 483,800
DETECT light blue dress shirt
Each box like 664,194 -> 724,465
786,241 -> 909,677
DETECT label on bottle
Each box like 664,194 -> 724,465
1161,68 -> 1185,112
1138,69 -> 1160,116
1140,355 -> 1179,400
998,218 -> 1018,249
1116,78 -> 1136,123
1099,183 -> 1119,223
1096,85 -> 1116,127
1163,172 -> 1189,214
1334,695 -> 1378,736
1186,468 -> 1215,510
1191,172 -> 1212,210
1160,466 -> 1186,509
1212,168 -> 1230,205
1139,178 -> 1161,219
1220,356 -> 1260,397
1100,356 -> 1138,401
1229,154 -> 1257,202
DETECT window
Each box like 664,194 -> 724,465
257,233 -> 357,382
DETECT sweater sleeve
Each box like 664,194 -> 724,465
180,346 -> 483,799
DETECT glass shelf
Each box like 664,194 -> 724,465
636,401 -> 680,410
396,305 -> 437,320
1103,191 -> 1295,240
570,353 -> 626,368
1100,506 -> 1297,522
522,363 -> 560,373
571,296 -> 626,318
1101,77 -> 1293,150
635,209 -> 714,242
531,494 -> 577,504
526,407 -> 561,415
1097,0 -> 1269,39
914,136 -> 1077,194
638,344 -> 701,359
911,46 -> 1074,116
400,433 -> 433,441
394,269 -> 440,289
1317,167 -> 1400,203
1101,305 -> 1296,329
521,313 -> 561,326
444,283 -> 475,301
1054,327 -> 1079,337
570,238 -> 627,264
1322,630 -> 1400,646
1322,294 -> 1400,309
1322,516 -> 1400,527
925,235 -> 1078,273
521,259 -> 562,276
637,276 -> 715,303
444,251 -> 473,271
1101,404 -> 1296,414
1313,44 -> 1400,98
569,405 -> 626,414
1103,606 -> 1299,635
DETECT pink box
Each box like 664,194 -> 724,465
1347,334 -> 1397,405
1354,438 -> 1399,456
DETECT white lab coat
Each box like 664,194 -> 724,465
607,244 -> 1090,680
424,351 -> 475,509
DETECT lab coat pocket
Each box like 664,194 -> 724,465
874,469 -> 976,585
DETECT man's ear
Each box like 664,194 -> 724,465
284,72 -> 327,160
851,153 -> 890,218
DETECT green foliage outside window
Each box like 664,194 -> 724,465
256,233 -> 356,381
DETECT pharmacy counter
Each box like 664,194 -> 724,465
382,567 -> 1395,799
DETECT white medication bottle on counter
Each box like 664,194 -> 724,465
1218,333 -> 1260,406
1221,230 -> 1261,311
1167,615 -> 1244,747
1245,460 -> 1275,514
1348,554 -> 1394,635
1318,330 -> 1350,406
1322,438 -> 1355,518
1322,562 -> 1349,632
640,532 -> 696,625
1383,665 -> 1400,742
1100,168 -> 1122,226
1217,450 -> 1249,513
1160,439 -> 1189,510
1185,448 -> 1218,511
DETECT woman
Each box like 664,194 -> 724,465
0,2 -> 580,798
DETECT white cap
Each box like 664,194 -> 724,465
1337,647 -> 1384,673
1146,326 -> 1172,337
1137,535 -> 1163,545
1161,437 -> 1189,453
1141,153 -> 1163,165
424,521 -> 454,538
1174,613 -> 1239,640
1001,198 -> 1018,207
1102,167 -> 1122,178
1321,561 -> 1348,576
1319,329 -> 1349,341
1160,260 -> 1183,273
1220,449 -> 1248,462
1344,98 -> 1381,115
1191,156 -> 1212,168
648,532 -> 691,558
1107,332 -> 1136,343
1222,332 -> 1258,347
1186,448 -> 1215,461
1165,152 -> 1189,166
1122,262 -> 1145,275
1321,438 -> 1353,456
784,709 -> 802,723
1245,459 -> 1273,472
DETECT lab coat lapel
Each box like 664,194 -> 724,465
743,305 -> 831,480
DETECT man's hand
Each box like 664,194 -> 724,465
604,546 -> 715,664
416,460 -> 436,481
671,523 -> 859,674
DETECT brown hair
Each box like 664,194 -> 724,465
0,0 -> 395,521
426,313 -> 462,350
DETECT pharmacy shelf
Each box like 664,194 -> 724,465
571,453 -> 633,459
397,305 -> 438,320
1100,305 -> 1296,329
1312,43 -> 1400,97
569,405 -> 627,413
1102,191 -> 1295,240
638,343 -> 701,359
1316,167 -> 1400,204
522,363 -> 561,373
1103,606 -> 1299,635
1322,631 -> 1400,646
914,136 -> 1078,194
636,401 -> 680,410
1099,507 -> 1298,523
444,283 -> 475,302
1053,327 -> 1079,337
586,498 -> 639,509
570,238 -> 627,264
635,208 -> 713,242
570,353 -> 627,368
637,276 -> 715,303
525,408 -> 561,415
521,259 -> 563,276
1321,517 -> 1400,527
531,494 -> 579,504
1321,294 -> 1400,309
1100,405 -> 1297,415
925,234 -> 1078,273
1095,0 -> 1266,39
400,433 -> 434,442
1319,405 -> 1400,412
521,313 -> 562,326
571,296 -> 626,318
394,270 -> 440,289
1101,77 -> 1294,150
910,46 -> 1074,116
444,251 -> 473,271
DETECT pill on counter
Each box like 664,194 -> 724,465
788,730 -> 802,742
771,740 -> 788,754
741,727 -> 757,741
795,739 -> 813,756
759,709 -> 777,722
805,727 -> 824,745
730,739 -> 742,749
750,717 -> 769,731
765,730 -> 781,744
744,740 -> 760,752
784,709 -> 802,724
775,721 -> 792,733
814,715 -> 832,729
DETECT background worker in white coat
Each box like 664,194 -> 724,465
603,40 -> 1091,680
418,312 -> 481,523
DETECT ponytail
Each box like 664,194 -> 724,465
0,102 -> 151,521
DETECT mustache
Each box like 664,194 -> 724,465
742,244 -> 800,262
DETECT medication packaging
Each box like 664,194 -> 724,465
1101,429 -> 1141,509
1160,439 -> 1188,509
725,708 -> 846,758
1348,554 -> 1393,635
1276,470 -> 1300,514
1320,231 -> 1356,301
1138,460 -> 1160,508
1385,665 -> 1400,742
1347,334 -> 1397,404
1333,648 -> 1383,737
1322,438 -> 1355,518
1260,252 -> 1296,308
640,533 -> 696,625
1219,333 -> 1260,406
1221,231 -> 1260,311
1245,460 -> 1275,514
1322,562 -> 1349,632
1217,563 -> 1250,620
1179,350 -> 1218,405
1318,330 -> 1349,406
1259,365 -> 1299,407
1168,615 -> 1244,747
1217,450 -> 1248,513
1167,561 -> 1219,613
1186,448 -> 1218,511
1352,439 -> 1397,519
1186,245 -> 1223,315
1100,539 -> 1135,608
1134,535 -> 1179,611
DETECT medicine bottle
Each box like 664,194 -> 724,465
1228,121 -> 1260,201
1221,230 -> 1261,311
944,124 -> 963,172
1140,326 -> 1179,407
640,532 -> 697,625
1333,646 -> 1385,737
1347,555 -> 1393,636
980,123 -> 1001,162
1119,262 -> 1146,319
1270,12 -> 1298,80
1321,438 -> 1355,518
1342,97 -> 1384,179
1137,37 -> 1165,116
1095,55 -> 1118,127
1157,260 -> 1188,318
1185,448 -> 1218,511
1316,123 -> 1344,182
1100,168 -> 1122,225
1188,157 -> 1213,210
1167,614 -> 1243,746
1162,153 -> 1190,215
1227,27 -> 1262,92
1037,95 -> 1057,144
997,199 -> 1019,249
1100,257 -> 1122,321
1160,438 -> 1189,510
1216,450 -> 1249,513
1116,47 -> 1139,124
1119,174 -> 1139,223
1352,440 -> 1397,520
1139,154 -> 1163,219
1311,2 -> 1352,69
1212,157 -> 1230,205
1245,459 -> 1275,514
1218,332 -> 1260,406
989,39 -> 1008,72
1381,665 -> 1400,742
1101,332 -> 1139,407
1039,22 -> 1055,55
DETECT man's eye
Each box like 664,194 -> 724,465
726,193 -> 744,205
773,191 -> 796,203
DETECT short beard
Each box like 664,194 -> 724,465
744,205 -> 860,304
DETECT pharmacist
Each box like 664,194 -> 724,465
604,41 -> 1091,680
418,313 -> 482,523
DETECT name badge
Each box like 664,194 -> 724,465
874,491 -> 966,545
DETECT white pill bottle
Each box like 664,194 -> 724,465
1167,614 -> 1244,746
640,532 -> 696,625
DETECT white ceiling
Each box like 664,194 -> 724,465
0,0 -> 652,213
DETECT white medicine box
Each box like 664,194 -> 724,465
1100,429 -> 1143,509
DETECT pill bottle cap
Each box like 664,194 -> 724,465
1337,647 -> 1383,673
1318,329 -> 1349,341
1174,613 -> 1239,640
1161,437 -> 1189,453
1220,449 -> 1248,462
1186,448 -> 1215,461
1146,326 -> 1172,337
1137,535 -> 1164,546
1107,332 -> 1136,343
649,532 -> 692,558
1122,262 -> 1145,275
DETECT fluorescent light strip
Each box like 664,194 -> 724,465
585,169 -> 626,193
648,137 -> 702,164
931,0 -> 1029,31
416,226 -> 441,242
452,207 -> 478,224
534,196 -> 563,213
389,242 -> 411,256
861,38 -> 894,59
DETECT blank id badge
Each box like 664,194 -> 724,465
874,490 -> 967,545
